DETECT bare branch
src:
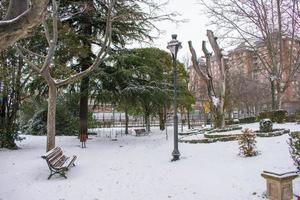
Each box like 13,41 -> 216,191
16,45 -> 46,59
15,45 -> 41,73
42,20 -> 51,46
0,0 -> 49,52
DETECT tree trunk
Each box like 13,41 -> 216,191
79,75 -> 89,138
187,109 -> 191,129
213,110 -> 224,128
125,106 -> 129,135
79,2 -> 93,140
180,108 -> 184,132
188,30 -> 226,129
145,113 -> 150,132
46,85 -> 57,152
159,109 -> 165,131
271,79 -> 276,110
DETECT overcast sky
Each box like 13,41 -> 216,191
149,0 -> 209,62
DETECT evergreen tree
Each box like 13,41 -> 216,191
59,0 -> 177,139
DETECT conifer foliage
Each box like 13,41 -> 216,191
238,128 -> 258,157
288,132 -> 300,172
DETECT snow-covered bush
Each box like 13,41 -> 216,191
238,128 -> 258,157
259,119 -> 272,132
288,132 -> 300,172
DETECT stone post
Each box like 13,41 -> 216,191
261,171 -> 298,200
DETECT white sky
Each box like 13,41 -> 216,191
149,0 -> 209,62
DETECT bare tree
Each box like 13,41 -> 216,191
227,70 -> 271,117
16,0 -> 115,151
200,0 -> 300,110
0,0 -> 49,52
188,30 -> 226,128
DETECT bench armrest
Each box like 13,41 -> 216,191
61,155 -> 77,169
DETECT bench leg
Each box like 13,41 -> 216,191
48,173 -> 53,180
48,170 -> 67,179
48,170 -> 58,180
59,172 -> 67,179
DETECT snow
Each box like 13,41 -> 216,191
212,96 -> 219,106
0,123 -> 300,200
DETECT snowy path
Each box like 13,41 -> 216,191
0,123 -> 299,200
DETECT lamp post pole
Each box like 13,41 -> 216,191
167,34 -> 182,161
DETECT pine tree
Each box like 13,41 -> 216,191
288,132 -> 300,172
238,128 -> 258,157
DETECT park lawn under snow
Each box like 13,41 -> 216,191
0,123 -> 300,200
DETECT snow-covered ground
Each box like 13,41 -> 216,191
0,123 -> 299,200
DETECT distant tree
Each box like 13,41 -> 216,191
199,0 -> 300,110
227,70 -> 271,117
93,48 -> 192,133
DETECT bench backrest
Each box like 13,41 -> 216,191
42,147 -> 65,168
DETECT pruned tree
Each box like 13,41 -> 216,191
0,0 -> 49,52
199,0 -> 300,110
188,30 -> 227,128
16,0 -> 115,151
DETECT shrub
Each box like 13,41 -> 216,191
239,116 -> 256,123
295,110 -> 300,121
20,93 -> 90,136
259,119 -> 273,132
258,110 -> 287,123
288,132 -> 300,172
238,128 -> 258,157
286,114 -> 296,122
273,110 -> 287,123
259,111 -> 270,120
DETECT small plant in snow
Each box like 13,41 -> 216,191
288,132 -> 300,172
259,119 -> 272,132
238,128 -> 258,157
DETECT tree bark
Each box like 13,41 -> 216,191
125,106 -> 129,135
0,0 -> 49,52
46,84 -> 57,152
79,72 -> 90,138
78,0 -> 93,140
159,109 -> 165,131
187,109 -> 191,129
145,113 -> 150,132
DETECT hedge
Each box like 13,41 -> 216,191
258,110 -> 287,123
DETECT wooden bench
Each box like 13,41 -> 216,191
41,147 -> 77,179
134,128 -> 148,136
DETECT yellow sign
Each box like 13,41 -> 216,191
203,101 -> 210,113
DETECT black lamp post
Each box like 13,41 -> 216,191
167,34 -> 182,161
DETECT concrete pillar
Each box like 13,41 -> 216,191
261,171 -> 298,200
